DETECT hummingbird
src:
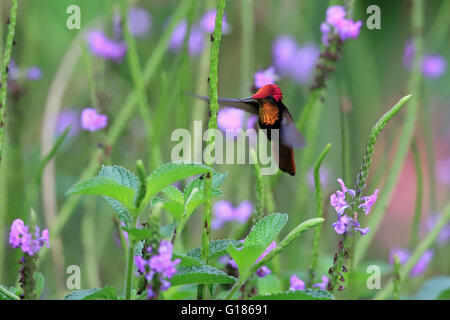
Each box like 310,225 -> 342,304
194,84 -> 305,176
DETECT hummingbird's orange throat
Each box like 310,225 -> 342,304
259,101 -> 279,125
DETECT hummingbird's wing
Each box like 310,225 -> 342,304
280,109 -> 306,148
191,94 -> 259,115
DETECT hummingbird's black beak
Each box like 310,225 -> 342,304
239,96 -> 258,103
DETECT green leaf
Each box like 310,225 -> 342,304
66,177 -> 136,210
151,197 -> 184,222
64,286 -> 117,300
188,239 -> 242,261
161,185 -> 184,203
249,289 -> 334,300
256,274 -> 282,295
413,276 -> 450,300
171,265 -> 236,286
141,162 -> 213,209
33,272 -> 45,299
227,213 -> 287,278
172,253 -> 204,268
122,227 -> 152,242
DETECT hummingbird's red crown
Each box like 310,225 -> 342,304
251,84 -> 283,102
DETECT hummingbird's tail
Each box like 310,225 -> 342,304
273,143 -> 296,176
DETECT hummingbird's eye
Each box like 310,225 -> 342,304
267,95 -> 273,100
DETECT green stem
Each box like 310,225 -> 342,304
0,285 -> 20,300
124,238 -> 136,300
307,143 -> 332,286
353,0 -> 423,269
0,0 -> 18,165
409,141 -> 423,249
392,254 -> 401,300
198,172 -> 212,300
374,202 -> 450,300
240,0 -> 254,96
250,148 -> 265,222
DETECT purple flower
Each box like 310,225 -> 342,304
291,45 -> 320,84
212,200 -> 253,229
254,66 -> 278,89
81,108 -> 108,132
127,7 -> 152,37
359,189 -> 379,214
422,54 -> 446,79
289,275 -> 305,290
87,30 -> 127,61
199,9 -> 231,34
320,6 -> 362,43
9,219 -> 49,255
330,178 -> 354,215
217,108 -> 246,137
312,275 -> 329,290
410,250 -> 434,276
326,6 -> 346,27
169,20 -> 188,52
26,66 -> 42,81
272,36 -> 298,76
403,40 -> 415,68
389,248 -> 410,265
256,266 -> 271,278
135,256 -> 147,274
9,59 -> 20,80
332,214 -> 354,234
56,109 -> 80,138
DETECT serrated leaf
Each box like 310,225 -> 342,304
33,272 -> 45,299
64,286 -> 117,300
66,177 -> 136,210
99,165 -> 140,192
172,253 -> 204,268
249,289 -> 334,300
170,265 -> 236,286
141,162 -> 213,210
227,213 -> 287,278
161,185 -> 184,203
188,239 -> 243,261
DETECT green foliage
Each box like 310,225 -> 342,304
171,265 -> 236,286
256,274 -> 282,295
227,213 -> 288,279
188,239 -> 242,262
64,286 -> 117,300
249,289 -> 334,300
121,227 -> 152,242
33,272 -> 45,299
172,253 -> 204,268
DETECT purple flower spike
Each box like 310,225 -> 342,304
256,266 -> 271,278
135,256 -> 147,274
312,275 -> 329,290
200,9 -> 231,34
389,248 -> 410,265
422,55 -> 446,79
212,200 -> 253,229
289,275 -> 305,291
26,66 -> 42,81
233,201 -> 253,223
127,7 -> 152,37
359,189 -> 379,214
254,66 -> 278,89
326,6 -> 346,27
410,250 -> 434,277
87,30 -> 127,61
217,108 -> 246,137
272,36 -> 298,76
81,108 -> 108,132
9,219 -> 49,255
336,19 -> 362,41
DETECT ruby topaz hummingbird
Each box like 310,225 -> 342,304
195,84 -> 305,176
